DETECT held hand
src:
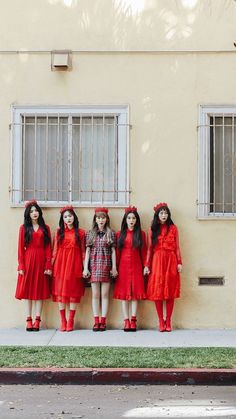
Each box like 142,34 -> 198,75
143,266 -> 150,275
18,270 -> 24,275
44,269 -> 52,276
83,269 -> 91,278
177,264 -> 182,273
110,268 -> 118,278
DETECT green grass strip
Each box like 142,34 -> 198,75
0,347 -> 235,369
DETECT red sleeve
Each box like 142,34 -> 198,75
44,225 -> 52,270
145,228 -> 153,269
141,230 -> 147,266
175,226 -> 182,265
52,229 -> 59,264
116,231 -> 121,267
17,225 -> 25,271
80,229 -> 86,261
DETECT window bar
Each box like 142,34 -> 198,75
34,114 -> 37,199
114,116 -> 118,204
78,115 -> 82,203
68,115 -> 73,203
113,116 -> 116,204
213,115 -> 216,214
22,114 -> 26,201
232,115 -> 235,214
90,115 -> 94,204
222,114 -> 225,213
45,115 -> 49,201
101,114 -> 105,204
56,114 -> 60,202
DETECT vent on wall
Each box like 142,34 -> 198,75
198,277 -> 225,286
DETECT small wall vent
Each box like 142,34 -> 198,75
198,276 -> 224,286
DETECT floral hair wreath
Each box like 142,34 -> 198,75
60,205 -> 74,214
95,207 -> 109,214
153,202 -> 168,212
24,200 -> 38,208
125,206 -> 137,214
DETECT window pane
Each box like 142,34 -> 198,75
210,116 -> 236,213
23,116 -> 68,201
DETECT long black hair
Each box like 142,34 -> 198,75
151,205 -> 174,247
118,210 -> 143,249
24,203 -> 50,246
58,209 -> 80,245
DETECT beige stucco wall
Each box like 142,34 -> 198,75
0,0 -> 236,329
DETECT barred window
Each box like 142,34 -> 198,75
11,106 -> 129,206
198,106 -> 236,218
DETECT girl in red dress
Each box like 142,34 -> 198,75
114,206 -> 147,332
52,206 -> 85,332
144,203 -> 182,332
83,208 -> 117,332
15,200 -> 52,332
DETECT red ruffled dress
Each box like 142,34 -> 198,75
15,224 -> 52,300
114,230 -> 147,301
145,224 -> 182,301
52,227 -> 85,303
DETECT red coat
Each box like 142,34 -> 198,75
52,227 -> 85,303
113,230 -> 147,300
145,224 -> 182,301
15,224 -> 52,300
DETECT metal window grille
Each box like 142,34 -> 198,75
198,112 -> 236,216
11,111 -> 130,205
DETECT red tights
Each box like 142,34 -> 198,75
155,299 -> 175,331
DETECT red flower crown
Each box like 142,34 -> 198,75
153,202 -> 168,212
24,200 -> 38,208
95,207 -> 109,214
60,205 -> 74,214
125,206 -> 137,214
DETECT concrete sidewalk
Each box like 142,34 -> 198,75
0,328 -> 235,385
0,327 -> 236,348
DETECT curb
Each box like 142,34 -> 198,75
0,368 -> 235,385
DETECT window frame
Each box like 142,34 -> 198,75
198,104 -> 236,219
10,104 -> 130,207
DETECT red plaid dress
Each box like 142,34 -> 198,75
86,230 -> 116,283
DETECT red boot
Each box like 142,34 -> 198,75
100,317 -> 106,332
159,319 -> 166,332
67,310 -> 76,332
26,316 -> 33,332
93,316 -> 100,332
124,319 -> 131,332
33,316 -> 41,332
130,316 -> 137,332
165,318 -> 172,332
60,309 -> 67,332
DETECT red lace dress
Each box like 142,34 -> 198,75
52,227 -> 85,303
15,225 -> 52,300
145,224 -> 182,301
114,230 -> 147,300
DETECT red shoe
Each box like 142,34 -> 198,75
26,316 -> 33,332
93,316 -> 100,332
130,316 -> 137,332
99,317 -> 106,332
159,319 -> 166,332
33,316 -> 41,332
124,319 -> 131,332
165,319 -> 172,332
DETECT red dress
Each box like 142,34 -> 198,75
52,227 -> 85,303
114,230 -> 147,300
15,224 -> 52,300
146,224 -> 182,301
